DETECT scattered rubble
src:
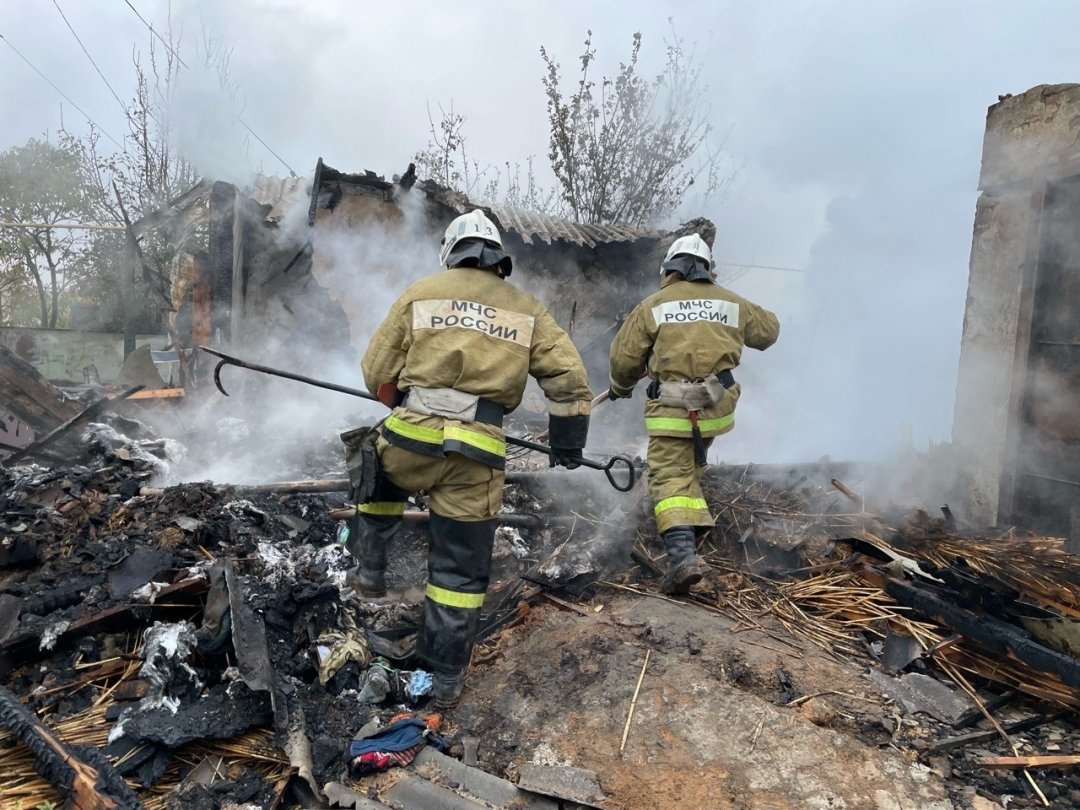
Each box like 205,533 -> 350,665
1,415 -> 1079,809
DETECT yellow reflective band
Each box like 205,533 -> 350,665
645,417 -> 692,432
644,414 -> 734,433
357,501 -> 407,516
655,496 -> 709,515
443,425 -> 506,458
426,583 -> 485,609
385,415 -> 443,444
699,415 -> 734,432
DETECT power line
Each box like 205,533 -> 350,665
0,31 -> 123,148
123,0 -> 188,69
122,0 -> 299,178
52,0 -> 129,115
0,220 -> 125,231
719,261 -> 804,274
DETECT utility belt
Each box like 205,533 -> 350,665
647,370 -> 735,467
401,386 -> 505,428
646,369 -> 735,409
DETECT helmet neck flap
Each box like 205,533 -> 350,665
446,239 -> 513,278
661,254 -> 713,283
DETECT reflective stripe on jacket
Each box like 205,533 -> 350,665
363,266 -> 592,468
609,276 -> 779,438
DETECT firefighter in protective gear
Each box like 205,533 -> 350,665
608,233 -> 779,594
353,209 -> 592,706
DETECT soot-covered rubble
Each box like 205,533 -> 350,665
3,414 -> 1080,809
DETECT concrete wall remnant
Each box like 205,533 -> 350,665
954,83 -> 1080,534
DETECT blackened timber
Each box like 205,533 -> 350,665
0,684 -> 141,809
308,158 -> 325,225
878,572 -> 1080,687
209,181 -> 238,342
951,689 -> 1017,729
927,712 -> 1062,753
223,558 -> 275,698
0,577 -> 207,678
0,346 -> 81,431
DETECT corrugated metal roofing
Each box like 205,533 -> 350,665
488,206 -> 661,248
249,174 -> 310,224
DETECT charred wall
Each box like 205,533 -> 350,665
234,195 -> 351,371
953,84 -> 1080,533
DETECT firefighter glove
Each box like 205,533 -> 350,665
548,413 -> 589,470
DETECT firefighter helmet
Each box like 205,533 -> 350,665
660,233 -> 715,283
439,210 -> 503,267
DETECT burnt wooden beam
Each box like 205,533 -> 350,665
926,712 -> 1059,753
855,560 -> 1080,689
0,346 -> 81,432
208,181 -> 238,343
0,684 -> 140,809
0,577 -> 207,678
950,689 -> 1018,729
977,754 -> 1080,769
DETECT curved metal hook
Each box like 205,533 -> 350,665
212,358 -> 231,397
603,454 -> 637,492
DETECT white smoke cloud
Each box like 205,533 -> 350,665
11,0 -> 1080,501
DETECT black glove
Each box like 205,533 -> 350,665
606,388 -> 622,401
551,451 -> 581,469
548,413 -> 589,470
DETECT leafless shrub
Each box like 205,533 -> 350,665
542,26 -> 731,227
415,23 -> 731,227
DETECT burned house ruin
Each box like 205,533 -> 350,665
305,158 -> 714,391
13,122 -> 1080,808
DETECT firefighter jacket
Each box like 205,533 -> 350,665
609,275 -> 779,439
362,266 -> 592,469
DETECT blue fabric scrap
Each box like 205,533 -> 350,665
347,717 -> 450,758
406,670 -> 433,700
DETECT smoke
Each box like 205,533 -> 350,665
705,166 -> 972,471
160,184 -> 439,485
168,57 -> 254,187
306,189 -> 434,353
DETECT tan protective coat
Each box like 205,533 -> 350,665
364,266 -> 591,410
609,276 -> 779,438
609,275 -> 779,533
361,266 -> 591,509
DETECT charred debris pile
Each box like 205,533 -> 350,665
3,418 -> 1080,807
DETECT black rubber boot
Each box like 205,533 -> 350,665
417,514 -> 496,701
344,514 -> 400,597
661,525 -> 703,595
432,668 -> 465,709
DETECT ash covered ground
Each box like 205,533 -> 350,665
2,411 -> 1080,809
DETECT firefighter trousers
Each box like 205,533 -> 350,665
351,435 -> 502,673
647,433 -> 715,535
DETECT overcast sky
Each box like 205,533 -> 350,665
2,1 -> 1077,463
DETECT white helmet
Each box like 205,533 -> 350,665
661,233 -> 713,271
439,209 -> 503,267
